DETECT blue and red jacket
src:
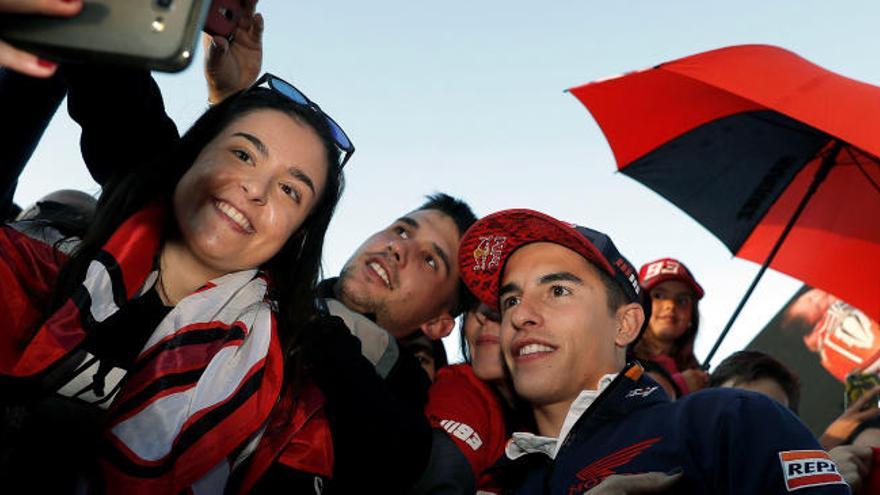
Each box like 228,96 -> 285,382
498,363 -> 850,494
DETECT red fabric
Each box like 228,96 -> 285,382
570,44 -> 880,167
236,380 -> 333,493
1,205 -> 285,493
426,364 -> 508,491
0,226 -> 67,373
458,209 -> 616,310
639,258 -> 704,300
569,45 -> 880,323
737,144 -> 880,323
866,448 -> 880,494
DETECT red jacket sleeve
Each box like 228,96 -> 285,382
0,226 -> 65,372
425,365 -> 506,479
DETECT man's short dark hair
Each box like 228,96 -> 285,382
709,350 -> 801,413
417,192 -> 478,317
573,258 -> 628,314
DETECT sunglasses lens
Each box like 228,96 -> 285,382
259,73 -> 354,165
269,77 -> 309,106
327,120 -> 352,151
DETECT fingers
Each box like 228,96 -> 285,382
237,9 -> 263,42
252,12 -> 264,40
242,0 -> 258,16
0,39 -> 57,77
210,35 -> 230,56
853,406 -> 880,424
0,0 -> 82,16
850,385 -> 880,412
589,471 -> 683,494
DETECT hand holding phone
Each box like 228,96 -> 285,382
0,0 -> 82,77
819,375 -> 880,450
0,0 -> 210,73
203,0 -> 244,40
203,0 -> 262,104
845,373 -> 880,411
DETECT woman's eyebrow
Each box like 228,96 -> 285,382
233,132 -> 269,158
288,166 -> 316,195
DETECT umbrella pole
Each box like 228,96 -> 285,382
703,140 -> 844,369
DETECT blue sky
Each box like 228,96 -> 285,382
15,0 -> 880,363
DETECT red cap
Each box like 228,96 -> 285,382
638,257 -> 704,300
458,209 -> 641,310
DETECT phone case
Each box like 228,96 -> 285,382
203,0 -> 243,39
0,0 -> 211,72
844,372 -> 880,410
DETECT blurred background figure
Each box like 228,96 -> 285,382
8,189 -> 96,255
784,288 -> 880,382
708,350 -> 800,412
400,332 -> 448,383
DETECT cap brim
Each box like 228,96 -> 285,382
641,273 -> 705,300
458,209 -> 615,310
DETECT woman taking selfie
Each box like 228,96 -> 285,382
0,75 -> 352,493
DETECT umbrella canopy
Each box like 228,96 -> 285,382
569,45 -> 880,332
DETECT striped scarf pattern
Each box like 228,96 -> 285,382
7,204 -> 283,494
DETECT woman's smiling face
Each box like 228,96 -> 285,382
173,109 -> 329,275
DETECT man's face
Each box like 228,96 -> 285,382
337,208 -> 461,338
499,242 -> 625,408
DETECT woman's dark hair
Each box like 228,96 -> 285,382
52,87 -> 345,401
416,192 -> 478,318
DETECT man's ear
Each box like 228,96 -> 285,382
615,302 -> 645,347
420,311 -> 456,340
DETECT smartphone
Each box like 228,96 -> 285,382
0,0 -> 211,72
203,0 -> 244,40
844,372 -> 880,411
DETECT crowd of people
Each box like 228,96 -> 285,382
1,1 -> 879,494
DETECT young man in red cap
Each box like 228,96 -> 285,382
458,208 -> 851,494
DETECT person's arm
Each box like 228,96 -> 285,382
0,226 -> 66,376
203,0 -> 262,104
829,445 -> 873,493
0,69 -> 66,217
303,315 -> 432,494
59,1 -> 264,187
585,471 -> 683,494
411,367 -> 499,494
60,65 -> 179,187
408,430 -> 476,495
713,393 -> 851,494
0,0 -> 81,77
820,386 -> 880,450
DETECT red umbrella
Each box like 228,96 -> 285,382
568,44 -> 880,365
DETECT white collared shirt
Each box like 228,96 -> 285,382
506,373 -> 618,460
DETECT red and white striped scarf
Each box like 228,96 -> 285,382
4,203 -> 283,494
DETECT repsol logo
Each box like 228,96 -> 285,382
786,459 -> 837,476
778,450 -> 845,491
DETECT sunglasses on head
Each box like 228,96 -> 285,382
251,73 -> 355,168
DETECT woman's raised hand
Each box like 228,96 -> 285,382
204,0 -> 263,104
0,0 -> 82,77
